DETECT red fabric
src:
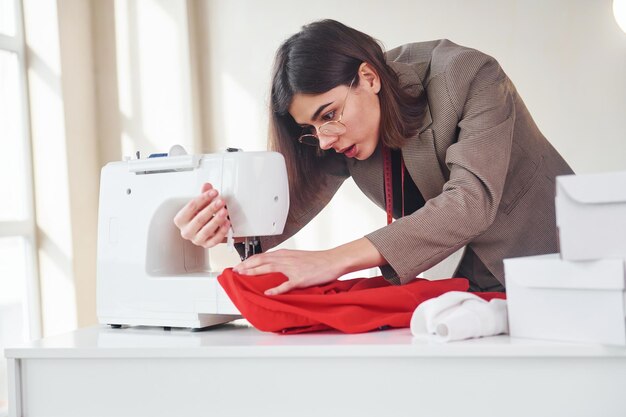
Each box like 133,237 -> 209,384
217,268 -> 506,334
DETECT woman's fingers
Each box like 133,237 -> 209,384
234,252 -> 281,274
174,186 -> 216,229
232,249 -> 342,296
173,183 -> 233,249
233,260 -> 270,276
196,212 -> 231,248
264,280 -> 294,296
200,182 -> 213,193
185,197 -> 225,237
233,253 -> 294,295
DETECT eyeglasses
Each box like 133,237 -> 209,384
297,75 -> 356,147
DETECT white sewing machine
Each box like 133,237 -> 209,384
96,146 -> 289,330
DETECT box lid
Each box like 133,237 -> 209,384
504,254 -> 625,290
556,171 -> 626,204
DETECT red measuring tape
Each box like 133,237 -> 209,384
382,144 -> 405,225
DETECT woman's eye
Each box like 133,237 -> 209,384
322,110 -> 336,121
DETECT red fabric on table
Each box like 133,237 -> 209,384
217,268 -> 506,334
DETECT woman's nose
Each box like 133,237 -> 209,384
318,133 -> 338,150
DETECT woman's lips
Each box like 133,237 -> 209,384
338,144 -> 357,158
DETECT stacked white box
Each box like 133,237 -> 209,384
504,171 -> 626,345
555,171 -> 626,261
504,254 -> 626,345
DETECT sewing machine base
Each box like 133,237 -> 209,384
100,313 -> 242,331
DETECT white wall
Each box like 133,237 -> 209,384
197,0 -> 626,269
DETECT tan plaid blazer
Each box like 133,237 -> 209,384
262,39 -> 574,287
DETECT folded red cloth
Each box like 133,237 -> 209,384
217,268 -> 506,334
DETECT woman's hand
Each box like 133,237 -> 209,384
233,238 -> 388,296
173,183 -> 231,249
232,249 -> 344,295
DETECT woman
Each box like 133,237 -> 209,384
173,19 -> 573,296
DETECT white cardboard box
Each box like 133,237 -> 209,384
556,171 -> 626,261
504,254 -> 626,345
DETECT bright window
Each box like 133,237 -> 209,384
0,0 -> 41,414
0,50 -> 28,221
0,0 -> 15,37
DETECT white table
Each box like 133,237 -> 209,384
5,321 -> 626,417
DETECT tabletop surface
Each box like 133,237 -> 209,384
5,321 -> 626,359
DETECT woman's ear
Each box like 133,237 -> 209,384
358,62 -> 381,94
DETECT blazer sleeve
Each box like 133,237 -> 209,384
366,50 -> 515,284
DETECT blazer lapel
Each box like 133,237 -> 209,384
388,60 -> 447,201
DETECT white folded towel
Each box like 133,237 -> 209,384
410,291 -> 508,343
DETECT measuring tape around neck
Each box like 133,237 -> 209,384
382,144 -> 405,225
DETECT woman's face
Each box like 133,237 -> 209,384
288,65 -> 381,160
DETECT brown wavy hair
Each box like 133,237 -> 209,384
269,19 -> 426,212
